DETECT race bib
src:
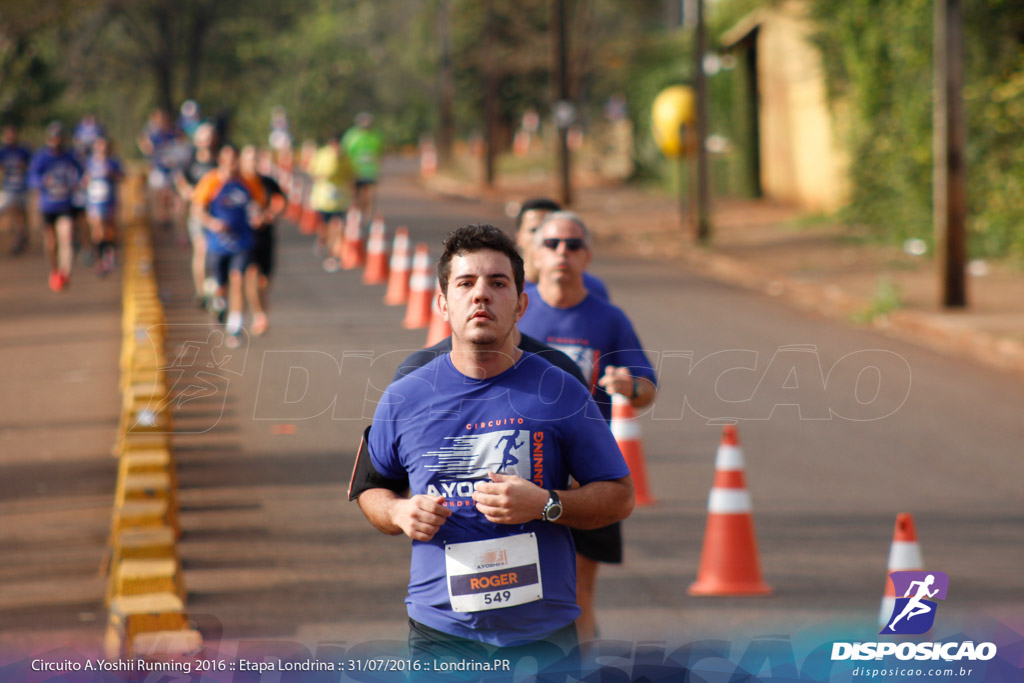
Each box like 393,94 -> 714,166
445,533 -> 542,613
45,173 -> 70,201
88,178 -> 111,204
4,167 -> 25,189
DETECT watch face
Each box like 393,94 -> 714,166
546,502 -> 563,521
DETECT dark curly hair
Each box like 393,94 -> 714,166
437,224 -> 525,295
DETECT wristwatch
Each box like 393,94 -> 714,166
541,490 -> 563,522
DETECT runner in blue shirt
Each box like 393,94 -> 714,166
192,144 -> 266,346
138,108 -> 180,231
517,210 -> 657,645
28,122 -> 83,292
0,124 -> 33,256
83,137 -> 124,275
355,225 -> 634,669
73,114 -> 105,156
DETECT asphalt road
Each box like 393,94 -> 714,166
2,158 -> 1022,659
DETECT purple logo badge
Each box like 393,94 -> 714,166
880,571 -> 949,635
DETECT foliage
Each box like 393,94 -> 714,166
808,0 -> 1024,261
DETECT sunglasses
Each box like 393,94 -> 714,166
541,238 -> 586,252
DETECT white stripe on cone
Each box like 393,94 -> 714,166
887,541 -> 923,571
610,421 -> 642,440
410,274 -> 434,291
715,444 -> 745,470
708,488 -> 752,513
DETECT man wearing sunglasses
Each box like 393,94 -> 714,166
518,210 -> 658,645
515,197 -> 609,301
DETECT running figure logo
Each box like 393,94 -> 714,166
495,430 -> 524,472
423,430 -> 531,481
880,571 -> 949,635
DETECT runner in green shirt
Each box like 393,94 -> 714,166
341,112 -> 383,220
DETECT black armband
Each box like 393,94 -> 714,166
347,425 -> 409,501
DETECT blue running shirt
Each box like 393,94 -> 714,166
0,145 -> 32,193
518,292 -> 657,423
368,351 -> 629,646
28,148 -> 83,213
85,157 -> 123,209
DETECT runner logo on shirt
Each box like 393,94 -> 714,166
549,343 -> 600,390
422,430 -> 532,482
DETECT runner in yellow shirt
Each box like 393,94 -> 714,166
307,134 -> 353,271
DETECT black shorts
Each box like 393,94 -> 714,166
252,225 -> 275,277
571,522 -> 622,564
206,250 -> 253,287
317,209 -> 345,223
42,210 -> 75,228
354,178 -> 377,190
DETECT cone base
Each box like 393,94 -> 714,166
634,493 -> 657,507
687,581 -> 773,597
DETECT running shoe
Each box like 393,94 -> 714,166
48,270 -> 62,292
96,254 -> 112,277
323,257 -> 340,272
10,236 -> 27,256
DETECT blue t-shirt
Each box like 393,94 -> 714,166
0,145 -> 32,193
205,178 -> 256,255
28,147 -> 83,213
368,351 -> 629,647
85,157 -> 122,208
146,127 -> 178,173
518,293 -> 657,423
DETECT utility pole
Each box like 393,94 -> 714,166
552,0 -> 573,206
934,0 -> 967,307
437,0 -> 455,166
483,0 -> 498,187
693,0 -> 711,243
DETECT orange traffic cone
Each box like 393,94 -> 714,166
341,209 -> 366,270
384,227 -> 412,306
362,217 -> 389,285
610,393 -> 655,506
284,168 -> 303,223
878,513 -> 924,626
420,139 -> 437,178
299,178 -> 319,236
688,425 -> 772,596
425,284 -> 451,347
298,188 -> 319,235
403,244 -> 433,329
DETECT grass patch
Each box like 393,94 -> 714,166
852,277 -> 903,323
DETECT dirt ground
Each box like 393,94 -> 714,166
425,153 -> 1024,377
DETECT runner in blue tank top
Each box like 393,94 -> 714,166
83,137 -> 124,276
28,122 -> 83,292
0,124 -> 33,256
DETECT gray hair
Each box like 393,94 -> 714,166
534,210 -> 592,249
